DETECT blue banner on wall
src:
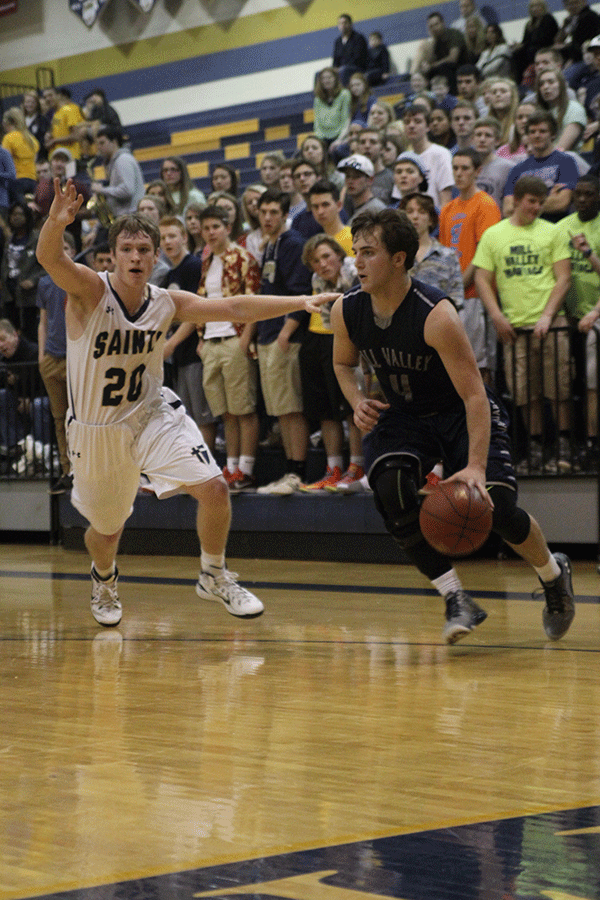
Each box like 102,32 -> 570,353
69,0 -> 109,28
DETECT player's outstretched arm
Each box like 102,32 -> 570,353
170,290 -> 341,325
36,178 -> 103,304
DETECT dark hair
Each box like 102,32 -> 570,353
93,242 -> 111,257
576,173 -> 600,191
398,192 -> 439,233
524,109 -> 557,137
291,157 -> 319,176
456,64 -> 481,80
257,188 -> 291,215
485,23 -> 505,45
513,175 -> 549,201
211,163 -> 239,198
97,124 -> 124,146
86,87 -> 107,103
339,13 -> 352,24
108,214 -> 161,252
207,190 -> 245,241
403,102 -> 432,125
351,208 -> 419,271
452,147 -> 482,168
308,179 -> 341,202
198,204 -> 231,226
9,200 -> 34,235
427,11 -> 444,22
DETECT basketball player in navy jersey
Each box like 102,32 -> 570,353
330,208 -> 575,644
37,178 -> 338,628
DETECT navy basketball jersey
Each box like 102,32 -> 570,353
342,278 -> 462,415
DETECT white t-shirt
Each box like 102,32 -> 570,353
416,143 -> 454,209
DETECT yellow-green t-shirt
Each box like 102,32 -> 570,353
472,217 -> 570,327
555,212 -> 600,318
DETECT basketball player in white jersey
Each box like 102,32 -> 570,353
37,179 -> 338,627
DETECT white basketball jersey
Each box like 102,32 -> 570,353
67,272 -> 176,425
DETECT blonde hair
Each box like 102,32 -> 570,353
2,107 -> 37,153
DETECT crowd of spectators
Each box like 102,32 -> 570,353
3,4 -> 600,490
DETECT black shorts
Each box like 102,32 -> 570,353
363,388 -> 517,491
299,331 -> 352,423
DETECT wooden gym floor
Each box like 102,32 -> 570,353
2,543 -> 600,900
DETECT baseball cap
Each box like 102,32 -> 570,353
337,153 -> 375,177
50,146 -> 73,161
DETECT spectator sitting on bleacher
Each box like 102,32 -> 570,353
259,151 -> 285,189
452,0 -> 486,34
512,0 -> 559,85
329,73 -> 374,160
145,179 -> 176,215
332,13 -> 368,86
430,75 -> 458,112
313,67 -> 352,146
160,155 -> 206,216
456,64 -> 488,117
429,107 -> 456,150
366,31 -> 391,86
381,132 -> 406,169
477,24 -> 512,79
211,163 -> 238,198
413,12 -> 469,94
553,0 -> 600,67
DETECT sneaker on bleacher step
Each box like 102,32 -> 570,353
326,463 -> 364,492
222,466 -> 240,485
301,466 -> 343,492
257,472 -> 302,495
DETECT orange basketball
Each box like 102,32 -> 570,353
419,481 -> 493,557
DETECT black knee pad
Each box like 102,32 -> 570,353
489,484 -> 531,545
370,454 -> 424,549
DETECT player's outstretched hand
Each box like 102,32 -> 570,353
353,398 -> 390,433
305,292 -> 342,314
49,177 -> 85,227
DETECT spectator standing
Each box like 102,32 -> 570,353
21,90 -> 49,162
42,86 -> 85,161
357,128 -> 395,204
488,78 -> 520,146
497,101 -> 537,163
137,195 -> 171,285
391,152 -> 429,207
330,73 -> 374,158
240,184 -> 267,262
456,64 -> 488,117
299,134 -> 345,191
279,161 -> 305,226
145,179 -> 176,215
472,117 -> 514,207
399,191 -> 465,307
2,108 -> 39,200
196,205 -> 262,492
82,88 -> 122,136
421,12 -> 469,94
0,145 -> 17,221
474,175 -> 572,472
259,151 -> 285,189
30,146 -> 90,252
159,215 -> 219,452
439,148 -> 501,381
512,0 -> 559,84
338,154 -> 386,223
210,164 -> 238,198
255,189 -> 313,495
450,100 -> 478,152
36,231 -> 74,492
91,125 -> 145,219
307,179 -> 353,253
289,159 -> 321,239
403,103 -> 454,208
0,200 -> 44,340
429,107 -> 456,149
502,110 -> 579,220
313,68 -> 352,145
160,156 -> 206,216
332,13 -> 368,86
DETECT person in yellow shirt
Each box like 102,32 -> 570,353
2,107 -> 39,198
307,180 -> 353,254
42,86 -> 85,161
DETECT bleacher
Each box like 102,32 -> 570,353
127,80 -> 409,197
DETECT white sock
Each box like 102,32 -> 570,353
201,552 -> 225,576
534,555 -> 561,583
226,457 -> 239,473
327,456 -> 344,471
432,569 -> 462,597
239,455 -> 255,476
94,564 -> 115,581
350,455 -> 364,467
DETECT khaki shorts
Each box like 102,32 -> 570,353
200,335 -> 258,417
67,389 -> 221,535
257,340 -> 303,417
504,317 -> 570,405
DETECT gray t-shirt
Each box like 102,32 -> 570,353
476,155 -> 513,208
